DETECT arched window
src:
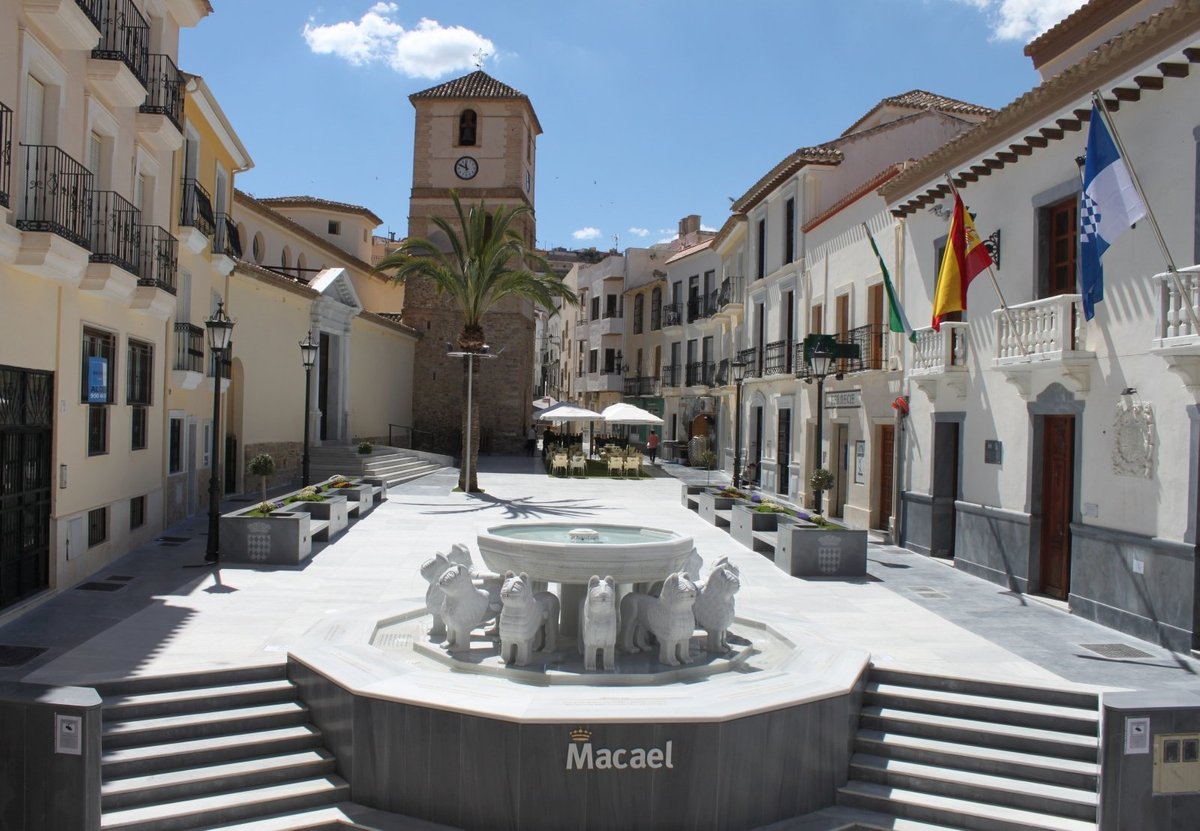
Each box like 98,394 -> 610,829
633,294 -> 644,334
651,287 -> 663,330
252,232 -> 264,264
297,253 -> 307,277
458,109 -> 477,146
281,246 -> 292,275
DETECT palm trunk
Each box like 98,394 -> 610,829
459,357 -> 481,492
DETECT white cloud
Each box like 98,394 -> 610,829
952,0 -> 1088,42
701,225 -> 717,233
628,227 -> 650,237
303,4 -> 494,79
573,227 -> 602,241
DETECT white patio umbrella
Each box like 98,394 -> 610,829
600,402 -> 663,425
535,402 -> 602,422
531,395 -> 557,410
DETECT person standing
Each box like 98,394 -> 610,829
526,424 -> 537,456
646,430 -> 660,464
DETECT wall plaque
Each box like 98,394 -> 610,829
824,389 -> 862,410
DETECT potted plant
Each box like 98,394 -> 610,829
247,453 -> 276,514
809,468 -> 834,508
698,448 -> 717,485
357,439 -> 374,455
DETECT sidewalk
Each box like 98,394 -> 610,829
0,455 -> 1196,695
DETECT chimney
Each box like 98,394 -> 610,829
678,215 -> 701,238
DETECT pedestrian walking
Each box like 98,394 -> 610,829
647,430 -> 660,464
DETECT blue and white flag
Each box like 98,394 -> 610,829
1079,102 -> 1146,320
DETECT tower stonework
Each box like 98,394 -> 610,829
403,71 -> 541,455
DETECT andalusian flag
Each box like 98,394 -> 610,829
932,192 -> 993,331
863,223 -> 915,343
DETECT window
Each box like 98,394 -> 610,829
130,495 -> 145,530
588,349 -> 598,373
168,414 -> 184,474
651,287 -> 662,330
605,294 -> 618,318
88,507 -> 107,547
604,348 -> 618,373
757,218 -> 766,278
784,198 -> 796,265
82,328 -> 115,456
784,290 -> 794,372
459,109 -> 477,146
633,294 -> 644,334
591,296 -> 600,321
811,303 -> 823,335
1041,196 -> 1078,298
252,232 -> 264,263
128,339 -> 153,451
327,220 -> 340,235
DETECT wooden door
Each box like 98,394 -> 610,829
868,284 -> 884,369
1047,198 -> 1077,298
931,421 -> 960,558
777,409 -> 791,495
836,295 -> 850,372
878,424 -> 895,529
1039,415 -> 1075,599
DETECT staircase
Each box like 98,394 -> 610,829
308,444 -> 441,488
838,667 -> 1100,831
97,665 -> 350,831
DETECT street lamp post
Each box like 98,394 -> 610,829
731,359 -> 747,488
299,331 -> 319,487
447,345 -> 497,494
204,302 -> 235,564
802,335 -> 840,515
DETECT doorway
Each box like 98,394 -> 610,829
0,367 -> 52,611
878,424 -> 895,530
749,406 -> 763,486
1039,415 -> 1075,600
931,420 -> 961,558
777,409 -> 791,495
832,423 -> 849,518
318,332 -> 330,441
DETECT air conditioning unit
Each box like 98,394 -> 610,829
887,355 -> 902,372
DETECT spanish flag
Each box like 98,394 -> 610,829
932,192 -> 993,331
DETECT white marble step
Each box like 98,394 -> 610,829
102,701 -> 310,747
861,706 -> 1098,761
103,679 -> 297,719
102,725 -> 325,774
866,682 -> 1098,734
839,781 -> 1096,831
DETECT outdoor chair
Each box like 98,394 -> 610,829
551,452 -> 569,476
608,455 -> 625,478
570,454 -> 587,477
624,453 -> 643,478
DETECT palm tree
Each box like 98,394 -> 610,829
374,192 -> 577,492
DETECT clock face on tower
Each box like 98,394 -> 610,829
454,156 -> 478,180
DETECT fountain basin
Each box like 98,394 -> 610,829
477,522 -> 696,584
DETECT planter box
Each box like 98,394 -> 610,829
336,484 -> 377,517
680,483 -> 706,510
731,503 -> 785,554
696,490 -> 743,527
291,496 -> 349,541
775,519 -> 868,577
220,511 -> 314,566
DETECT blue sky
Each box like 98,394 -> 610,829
181,1 -> 1086,251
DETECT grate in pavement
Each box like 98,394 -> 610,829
1080,643 -> 1154,660
0,645 -> 48,668
76,582 -> 125,592
104,575 -> 134,582
157,536 -> 190,543
908,586 -> 949,599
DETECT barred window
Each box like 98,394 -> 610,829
81,328 -> 115,403
127,340 -> 153,406
130,495 -> 145,530
88,507 -> 107,547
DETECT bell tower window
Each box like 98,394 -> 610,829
458,109 -> 477,146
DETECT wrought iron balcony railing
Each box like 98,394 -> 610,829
737,347 -> 761,378
16,144 -> 93,247
173,323 -> 203,372
213,213 -> 242,259
714,358 -> 729,386
663,302 -> 683,327
179,177 -> 215,238
74,0 -> 104,31
661,364 -> 681,388
623,375 -> 658,397
136,225 -> 177,293
846,323 -> 891,372
93,0 -> 150,86
140,53 -> 183,130
763,340 -> 788,376
718,276 -> 743,308
686,361 -> 715,386
576,314 -> 588,327
0,102 -> 11,209
602,307 -> 622,320
88,189 -> 140,274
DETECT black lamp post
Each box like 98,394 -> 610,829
731,358 -> 747,488
299,331 -> 319,486
803,335 -> 840,515
204,302 -> 235,564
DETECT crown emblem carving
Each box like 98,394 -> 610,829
569,727 -> 592,743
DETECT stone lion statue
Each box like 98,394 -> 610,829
498,571 -> 560,666
619,572 -> 697,666
694,556 -> 740,653
579,575 -> 618,671
439,563 -> 491,650
419,552 -> 453,639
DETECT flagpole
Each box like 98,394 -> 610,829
944,176 -> 1032,356
1091,91 -> 1200,333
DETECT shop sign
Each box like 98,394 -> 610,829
823,389 -> 861,410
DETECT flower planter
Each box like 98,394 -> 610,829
680,483 -> 706,510
335,484 -> 377,517
695,490 -> 742,528
220,510 -> 314,566
291,495 -> 349,541
731,503 -> 786,555
774,519 -> 868,577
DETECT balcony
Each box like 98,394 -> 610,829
686,361 -> 715,387
80,188 -> 140,297
0,103 -> 11,210
716,276 -> 744,313
737,347 -> 761,379
178,177 -> 215,253
909,323 -> 969,398
137,53 -> 184,152
14,144 -> 93,281
993,294 -> 1095,397
1151,266 -> 1200,388
23,0 -> 102,51
713,358 -> 729,387
845,323 -> 893,373
763,340 -> 788,376
211,213 -> 241,276
623,376 -> 659,397
88,0 -> 150,108
662,364 -> 681,388
172,322 -> 204,389
663,302 -> 683,328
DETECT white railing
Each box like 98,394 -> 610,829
1154,266 -> 1200,343
910,322 -> 968,376
993,294 -> 1086,363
